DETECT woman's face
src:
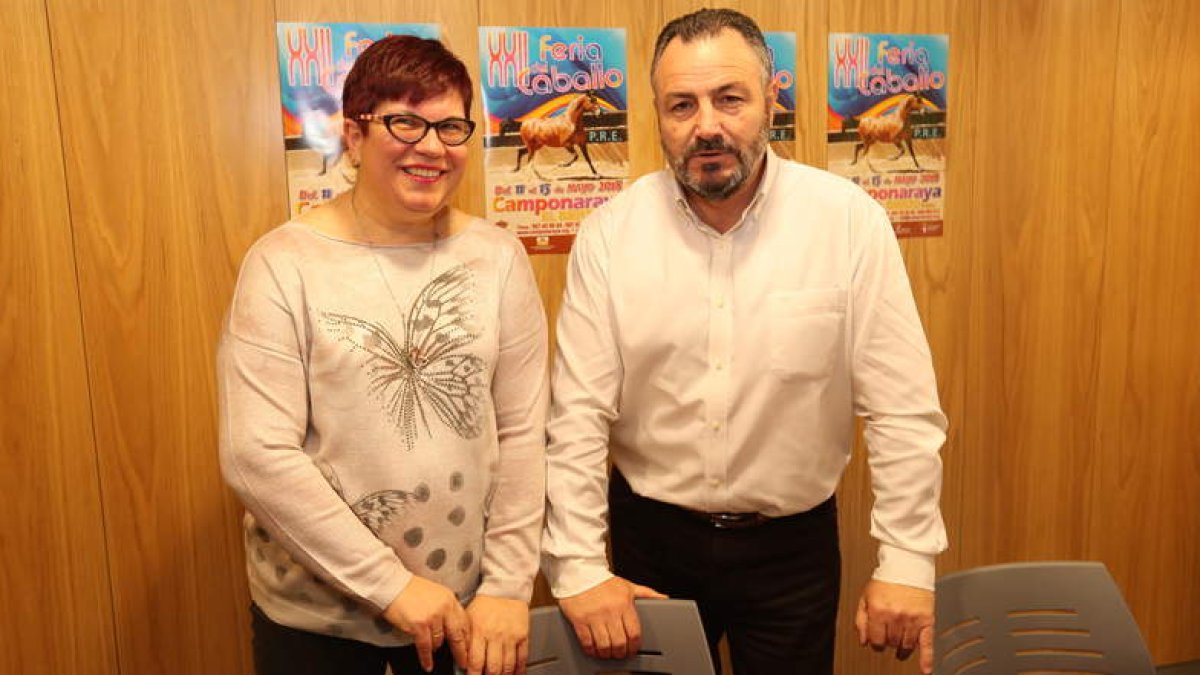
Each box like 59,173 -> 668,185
346,89 -> 469,225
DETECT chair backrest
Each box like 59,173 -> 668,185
934,561 -> 1154,675
527,598 -> 716,675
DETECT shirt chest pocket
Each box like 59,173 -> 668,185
768,289 -> 847,380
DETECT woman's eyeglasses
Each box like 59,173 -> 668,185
357,113 -> 476,146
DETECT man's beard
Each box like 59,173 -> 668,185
669,122 -> 769,201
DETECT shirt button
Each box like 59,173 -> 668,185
711,421 -> 722,431
707,477 -> 720,487
714,297 -> 725,309
714,360 -> 724,371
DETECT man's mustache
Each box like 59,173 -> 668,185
686,136 -> 731,159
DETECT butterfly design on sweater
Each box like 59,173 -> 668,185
322,264 -> 486,451
318,461 -> 431,535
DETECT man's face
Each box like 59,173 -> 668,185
653,29 -> 776,201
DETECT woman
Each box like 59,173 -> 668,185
218,36 -> 547,675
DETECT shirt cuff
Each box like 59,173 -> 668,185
476,576 -> 535,603
542,556 -> 614,599
872,543 -> 936,591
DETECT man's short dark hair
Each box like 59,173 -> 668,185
651,8 -> 772,86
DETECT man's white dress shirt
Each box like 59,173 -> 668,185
542,150 -> 947,598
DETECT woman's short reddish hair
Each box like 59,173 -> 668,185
342,35 -> 473,130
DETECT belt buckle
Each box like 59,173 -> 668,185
710,512 -> 756,529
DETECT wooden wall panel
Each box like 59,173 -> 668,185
1090,0 -> 1200,661
44,0 -> 283,672
962,0 -> 1119,563
0,2 -> 118,674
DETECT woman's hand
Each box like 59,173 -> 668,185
465,595 -> 530,675
382,576 -> 471,672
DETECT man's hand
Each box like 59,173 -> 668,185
855,579 -> 935,674
558,577 -> 667,659
465,595 -> 529,675
382,576 -> 471,672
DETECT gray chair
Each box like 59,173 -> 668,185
527,598 -> 716,675
934,561 -> 1154,675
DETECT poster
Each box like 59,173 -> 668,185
275,22 -> 439,217
765,32 -> 797,160
826,33 -> 948,238
479,27 -> 629,255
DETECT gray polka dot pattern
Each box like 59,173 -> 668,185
258,447 -> 489,645
404,527 -> 424,547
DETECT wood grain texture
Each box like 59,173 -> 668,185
44,0 -> 283,672
0,2 -> 119,674
1089,0 -> 1200,661
962,0 -> 1119,563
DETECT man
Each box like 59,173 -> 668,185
541,8 -> 947,675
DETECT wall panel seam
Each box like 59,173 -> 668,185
41,0 -> 124,671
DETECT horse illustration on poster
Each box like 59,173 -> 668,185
512,91 -> 601,179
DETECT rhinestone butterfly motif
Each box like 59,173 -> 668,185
322,264 -> 486,451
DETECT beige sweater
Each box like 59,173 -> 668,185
218,219 -> 547,645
